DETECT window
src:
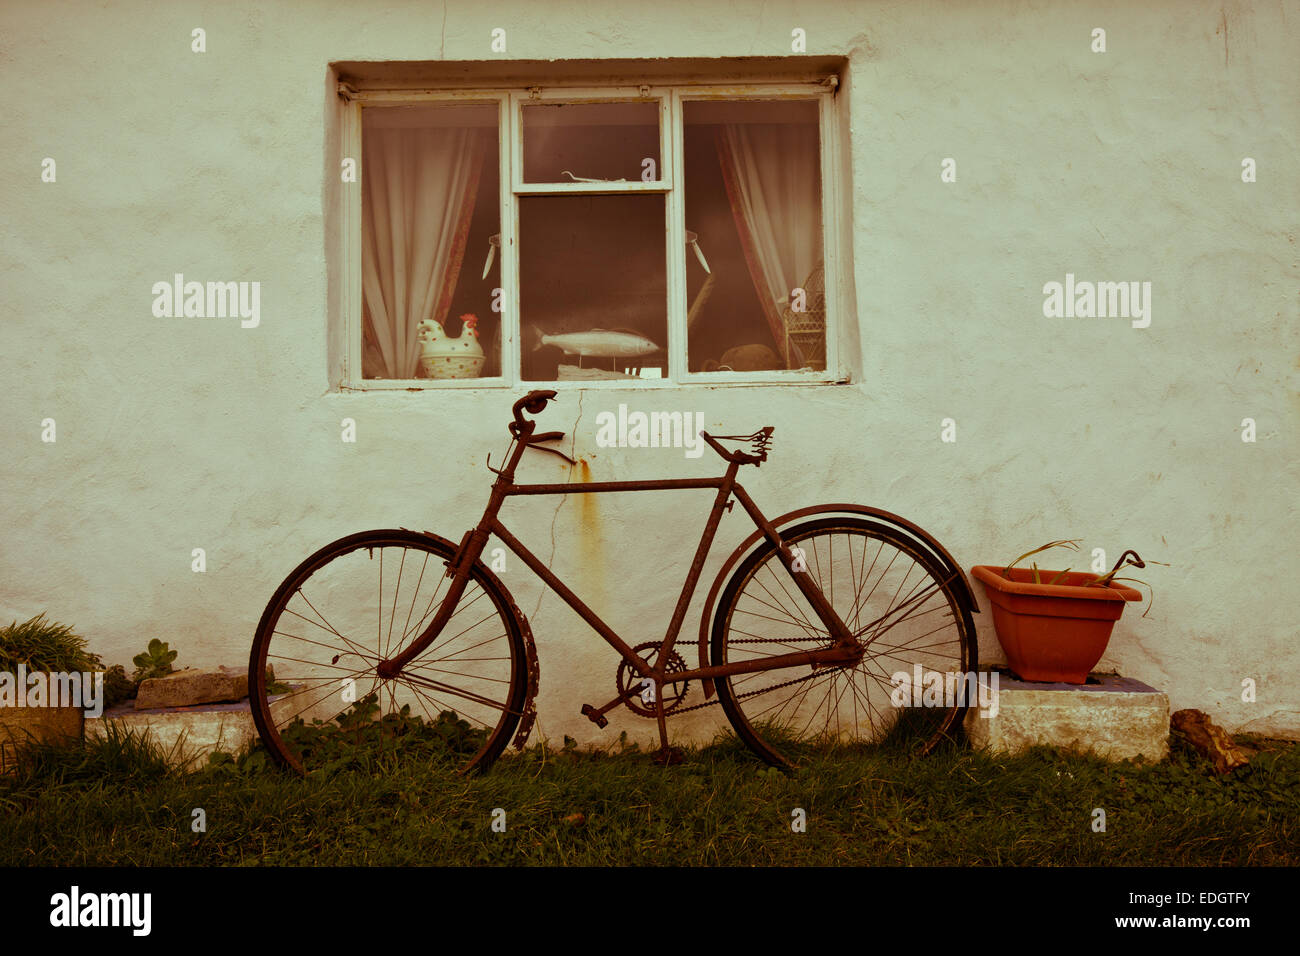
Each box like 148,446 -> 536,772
337,74 -> 841,388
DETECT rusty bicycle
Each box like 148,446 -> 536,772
248,390 -> 979,774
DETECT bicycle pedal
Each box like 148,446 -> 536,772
580,704 -> 609,728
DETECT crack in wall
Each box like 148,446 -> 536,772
530,389 -> 584,624
524,390 -> 583,748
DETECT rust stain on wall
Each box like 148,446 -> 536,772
574,457 -> 606,613
577,458 -> 599,537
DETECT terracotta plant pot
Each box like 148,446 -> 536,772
970,566 -> 1142,684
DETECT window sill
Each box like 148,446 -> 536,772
337,372 -> 850,392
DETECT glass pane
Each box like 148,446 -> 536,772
522,101 -> 660,184
519,195 -> 667,381
682,99 -> 824,372
361,103 -> 501,380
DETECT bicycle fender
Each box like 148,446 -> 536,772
509,601 -> 540,751
409,529 -> 540,748
694,505 -> 979,700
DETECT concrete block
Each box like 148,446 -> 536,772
965,672 -> 1169,762
88,692 -> 297,770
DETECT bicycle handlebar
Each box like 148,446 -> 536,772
513,389 -> 556,426
511,390 -> 565,444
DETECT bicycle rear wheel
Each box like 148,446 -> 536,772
248,529 -> 529,775
711,517 -> 976,766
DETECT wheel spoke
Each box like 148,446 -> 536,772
714,520 -> 974,764
386,547 -> 407,660
249,533 -> 526,776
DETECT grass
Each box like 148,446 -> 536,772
0,614 -> 102,674
0,725 -> 1296,866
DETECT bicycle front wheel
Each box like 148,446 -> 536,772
248,529 -> 529,775
711,518 -> 977,766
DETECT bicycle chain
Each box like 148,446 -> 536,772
661,635 -> 851,717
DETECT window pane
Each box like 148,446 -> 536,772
519,195 -> 667,381
522,101 -> 660,184
361,103 -> 501,379
682,99 -> 824,372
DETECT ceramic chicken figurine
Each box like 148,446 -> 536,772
418,313 -> 486,379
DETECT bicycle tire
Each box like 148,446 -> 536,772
248,529 -> 529,776
711,517 -> 977,767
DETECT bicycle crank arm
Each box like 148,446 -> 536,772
581,681 -> 648,726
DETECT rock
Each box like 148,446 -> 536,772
1171,709 -> 1249,774
134,666 -> 249,710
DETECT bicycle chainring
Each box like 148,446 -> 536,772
617,642 -> 690,718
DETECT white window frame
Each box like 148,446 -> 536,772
337,79 -> 843,390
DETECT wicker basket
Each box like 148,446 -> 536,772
780,263 -> 825,370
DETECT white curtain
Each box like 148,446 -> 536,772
716,125 -> 822,368
362,127 -> 484,378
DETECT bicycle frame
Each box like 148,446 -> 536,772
377,429 -> 864,741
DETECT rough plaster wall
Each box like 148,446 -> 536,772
1,1 -> 1296,748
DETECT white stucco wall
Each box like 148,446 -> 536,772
2,0 -> 1296,747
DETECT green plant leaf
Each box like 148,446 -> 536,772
1001,540 -> 1081,579
130,638 -> 180,683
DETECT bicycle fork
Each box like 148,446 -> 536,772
376,522 -> 496,681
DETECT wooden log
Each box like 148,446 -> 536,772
1170,709 -> 1249,774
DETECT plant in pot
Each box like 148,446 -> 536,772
0,614 -> 103,771
971,541 -> 1152,684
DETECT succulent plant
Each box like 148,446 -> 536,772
131,638 -> 178,683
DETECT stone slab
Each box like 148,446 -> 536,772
134,666 -> 249,710
964,671 -> 1169,762
87,692 -> 298,770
